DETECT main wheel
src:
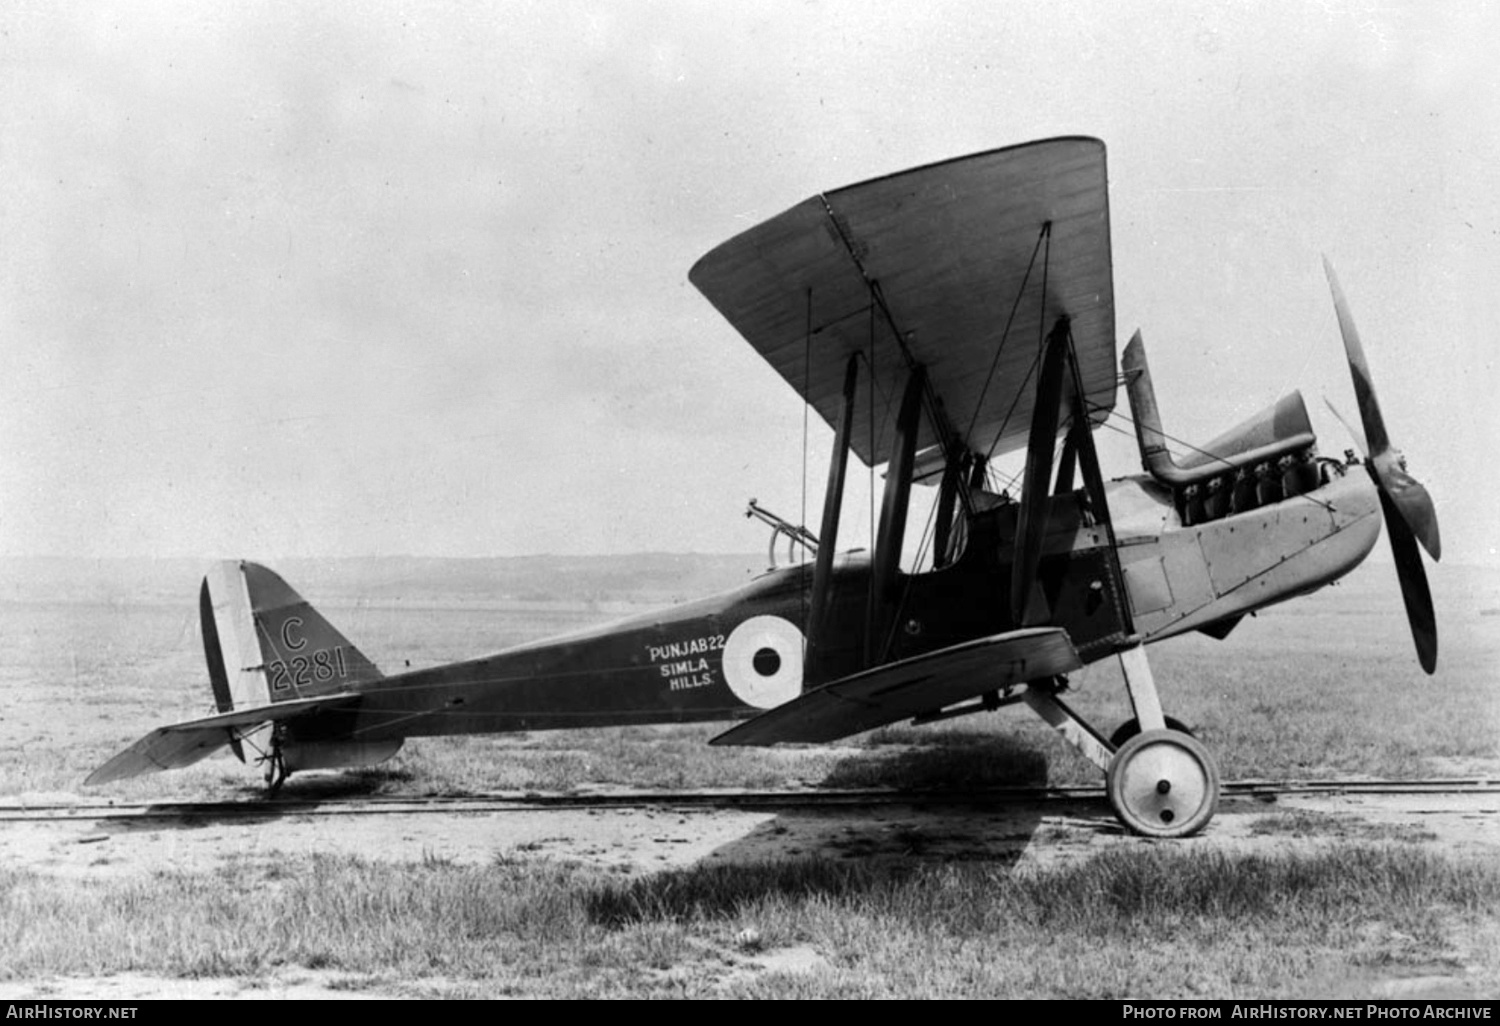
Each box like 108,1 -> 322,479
1106,729 -> 1219,838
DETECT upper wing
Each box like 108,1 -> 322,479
689,137 -> 1115,467
84,694 -> 360,785
710,627 -> 1080,746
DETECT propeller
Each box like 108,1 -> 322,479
1322,257 -> 1441,673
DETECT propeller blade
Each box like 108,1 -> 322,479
1371,450 -> 1441,562
1323,257 -> 1390,455
1323,257 -> 1441,561
1377,481 -> 1438,674
1326,398 -> 1441,564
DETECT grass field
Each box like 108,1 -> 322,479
0,554 -> 1495,997
2,847 -> 1497,998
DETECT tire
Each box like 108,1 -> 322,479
1109,715 -> 1195,750
1106,729 -> 1220,838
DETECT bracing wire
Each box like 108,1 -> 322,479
983,347 -> 1045,469
964,221 -> 1052,443
982,222 -> 1053,470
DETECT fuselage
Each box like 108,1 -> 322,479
300,460 -> 1382,747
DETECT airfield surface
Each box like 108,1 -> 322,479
1,783 -> 1498,1000
4,783 -> 1500,883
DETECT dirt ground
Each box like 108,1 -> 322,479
5,787 -> 1500,880
0,786 -> 1495,999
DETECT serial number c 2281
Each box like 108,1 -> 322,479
268,646 -> 350,692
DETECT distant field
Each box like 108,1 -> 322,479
0,554 -> 1494,798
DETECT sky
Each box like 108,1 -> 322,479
3,1 -> 1496,566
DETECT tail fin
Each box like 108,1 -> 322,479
85,563 -> 390,787
201,561 -> 383,709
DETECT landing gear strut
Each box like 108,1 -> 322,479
1105,641 -> 1219,836
258,725 -> 289,795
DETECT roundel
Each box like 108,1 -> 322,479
721,615 -> 804,709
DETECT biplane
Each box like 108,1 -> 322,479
87,137 -> 1440,837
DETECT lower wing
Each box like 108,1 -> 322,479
711,627 -> 1080,746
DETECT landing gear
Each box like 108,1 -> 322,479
262,750 -> 288,795
1106,728 -> 1219,838
1109,715 -> 1194,748
258,725 -> 290,795
1022,642 -> 1221,838
1106,642 -> 1218,837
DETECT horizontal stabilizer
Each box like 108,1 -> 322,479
84,694 -> 360,786
711,627 -> 1080,746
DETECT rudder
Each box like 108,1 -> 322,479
201,561 -> 383,708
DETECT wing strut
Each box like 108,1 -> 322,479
1011,316 -> 1073,624
868,365 -> 926,664
805,353 -> 861,686
1064,328 -> 1136,639
932,454 -> 964,569
1054,419 -> 1080,496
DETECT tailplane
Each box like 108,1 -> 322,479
87,561 -> 396,788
